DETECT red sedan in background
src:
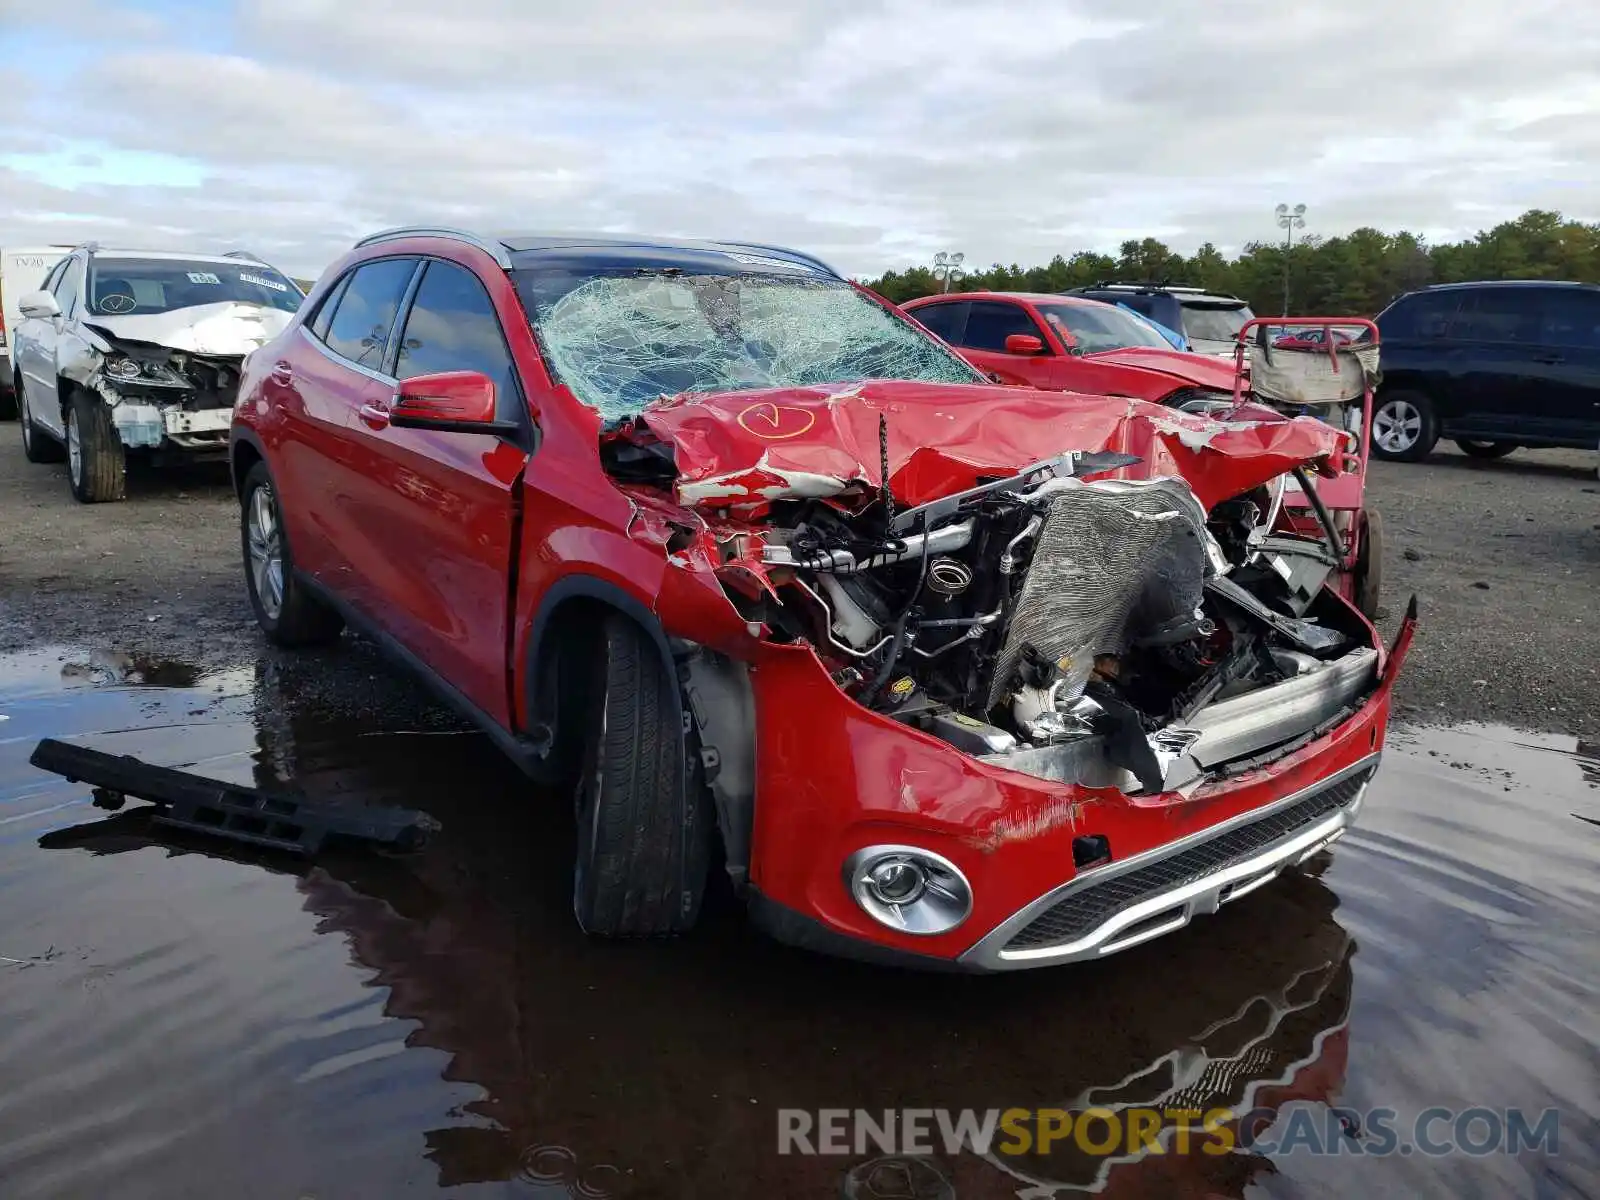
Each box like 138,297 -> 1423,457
1272,327 -> 1354,351
903,291 -> 1239,405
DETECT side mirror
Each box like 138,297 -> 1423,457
1004,333 -> 1046,355
18,290 -> 60,320
389,370 -> 519,436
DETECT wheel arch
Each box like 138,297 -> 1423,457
523,574 -> 683,759
523,575 -> 752,883
229,428 -> 267,500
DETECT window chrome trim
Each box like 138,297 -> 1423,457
300,326 -> 396,385
958,753 -> 1380,971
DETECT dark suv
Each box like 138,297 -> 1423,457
1370,280 -> 1600,461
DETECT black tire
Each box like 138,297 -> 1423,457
1355,507 -> 1383,622
66,389 -> 125,502
1455,439 -> 1517,460
572,614 -> 710,937
1370,390 -> 1438,462
17,377 -> 65,463
240,461 -> 345,646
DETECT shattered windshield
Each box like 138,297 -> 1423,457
518,268 -> 986,418
87,258 -> 303,317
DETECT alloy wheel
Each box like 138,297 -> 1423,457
19,390 -> 33,455
66,409 -> 81,485
247,483 -> 285,620
1372,398 -> 1421,454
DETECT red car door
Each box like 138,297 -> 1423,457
329,256 -> 533,726
268,257 -> 422,597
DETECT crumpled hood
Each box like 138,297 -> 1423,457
84,301 -> 293,357
632,379 -> 1349,517
1083,346 -> 1239,391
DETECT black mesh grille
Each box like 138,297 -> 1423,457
1003,766 -> 1374,952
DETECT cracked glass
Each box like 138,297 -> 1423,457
523,270 -> 985,419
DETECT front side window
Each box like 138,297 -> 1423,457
1035,302 -> 1172,353
519,269 -> 985,419
42,258 -> 69,296
1539,289 -> 1600,350
54,259 -> 82,318
86,258 -> 303,317
396,260 -> 521,422
322,258 -> 418,372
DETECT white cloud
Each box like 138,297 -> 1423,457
1,0 -> 1598,279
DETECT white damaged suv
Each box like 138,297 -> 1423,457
11,244 -> 304,502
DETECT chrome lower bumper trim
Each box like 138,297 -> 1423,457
958,754 -> 1379,971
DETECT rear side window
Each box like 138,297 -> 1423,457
1379,291 -> 1461,339
908,301 -> 966,342
960,302 -> 1045,352
1539,289 -> 1600,350
1451,289 -> 1541,344
1179,303 -> 1252,343
322,258 -> 418,372
309,274 -> 350,342
395,260 -> 522,422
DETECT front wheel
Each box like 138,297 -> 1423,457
1355,507 -> 1383,621
240,461 -> 344,646
66,389 -> 126,502
1370,391 -> 1438,462
1455,439 -> 1517,460
572,614 -> 710,937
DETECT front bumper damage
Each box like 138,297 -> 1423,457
62,301 -> 289,455
742,601 -> 1411,971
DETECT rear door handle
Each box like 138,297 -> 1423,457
358,402 -> 391,430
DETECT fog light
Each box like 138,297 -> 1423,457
866,858 -> 926,905
845,845 -> 972,936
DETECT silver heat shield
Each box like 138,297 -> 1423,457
986,477 -> 1212,710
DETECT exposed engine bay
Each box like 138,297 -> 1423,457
602,380 -> 1378,797
62,299 -> 295,453
85,340 -> 244,450
725,449 -> 1373,796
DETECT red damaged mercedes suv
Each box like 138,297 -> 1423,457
229,227 -> 1413,970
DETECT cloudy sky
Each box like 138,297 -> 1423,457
1,0 -> 1597,280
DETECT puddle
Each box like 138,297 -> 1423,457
0,648 -> 1595,1198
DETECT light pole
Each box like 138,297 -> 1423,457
1275,203 -> 1306,316
932,250 -> 966,293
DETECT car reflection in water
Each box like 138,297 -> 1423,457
37,681 -> 1359,1199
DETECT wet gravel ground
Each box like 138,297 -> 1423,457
2,434 -> 1598,737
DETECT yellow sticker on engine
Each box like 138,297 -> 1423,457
889,677 -> 916,699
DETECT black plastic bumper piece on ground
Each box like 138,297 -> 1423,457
29,738 -> 438,856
